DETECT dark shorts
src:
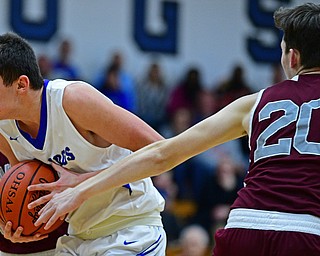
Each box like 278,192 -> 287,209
0,222 -> 68,254
212,228 -> 320,256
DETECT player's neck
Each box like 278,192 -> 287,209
15,87 -> 43,138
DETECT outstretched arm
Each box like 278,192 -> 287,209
32,92 -> 258,230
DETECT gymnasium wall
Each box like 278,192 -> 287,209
0,0 -> 316,90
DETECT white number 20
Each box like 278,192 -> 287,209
254,99 -> 320,162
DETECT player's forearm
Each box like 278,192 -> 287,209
77,140 -> 172,200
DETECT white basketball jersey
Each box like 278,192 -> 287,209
0,79 -> 164,237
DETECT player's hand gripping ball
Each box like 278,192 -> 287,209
0,160 -> 64,236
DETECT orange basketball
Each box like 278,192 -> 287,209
0,160 -> 64,236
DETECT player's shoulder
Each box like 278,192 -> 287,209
61,80 -> 112,121
62,81 -> 96,104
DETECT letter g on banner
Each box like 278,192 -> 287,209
10,0 -> 58,41
133,0 -> 179,54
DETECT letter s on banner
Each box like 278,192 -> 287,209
246,0 -> 291,63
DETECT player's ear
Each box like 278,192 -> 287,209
289,48 -> 301,69
15,75 -> 30,93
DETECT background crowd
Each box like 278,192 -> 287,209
0,37 -> 286,255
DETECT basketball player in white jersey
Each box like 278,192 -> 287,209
32,3 -> 320,256
0,32 -> 166,255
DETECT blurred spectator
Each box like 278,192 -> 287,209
160,108 -> 211,200
136,61 -> 170,131
37,54 -> 53,79
192,139 -> 249,177
153,172 -> 178,210
195,155 -> 243,238
179,90 -> 243,202
94,51 -> 137,112
214,64 -> 253,110
153,172 -> 181,243
52,39 -> 81,80
167,67 -> 204,119
193,89 -> 218,123
160,107 -> 193,139
214,64 -> 253,160
160,107 -> 194,199
178,224 -> 210,256
99,64 -> 131,110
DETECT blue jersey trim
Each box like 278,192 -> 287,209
123,183 -> 133,195
16,80 -> 49,150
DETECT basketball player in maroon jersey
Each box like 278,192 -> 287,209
31,3 -> 320,255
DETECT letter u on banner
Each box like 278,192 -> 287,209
10,0 -> 58,41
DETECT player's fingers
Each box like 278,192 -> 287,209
31,233 -> 48,241
28,182 -> 56,192
51,162 -> 65,174
38,201 -> 51,216
3,221 -> 13,239
34,204 -> 53,226
28,193 -> 53,209
12,226 -> 24,239
12,233 -> 48,243
51,163 -> 79,177
44,213 -> 60,230
2,222 -> 47,243
36,203 -> 63,230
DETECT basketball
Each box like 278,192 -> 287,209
0,160 -> 64,236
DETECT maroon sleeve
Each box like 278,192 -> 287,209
0,153 -> 8,168
0,222 -> 68,254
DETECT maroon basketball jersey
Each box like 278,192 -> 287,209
232,74 -> 320,218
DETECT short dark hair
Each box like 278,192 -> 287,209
0,32 -> 43,89
274,3 -> 320,69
